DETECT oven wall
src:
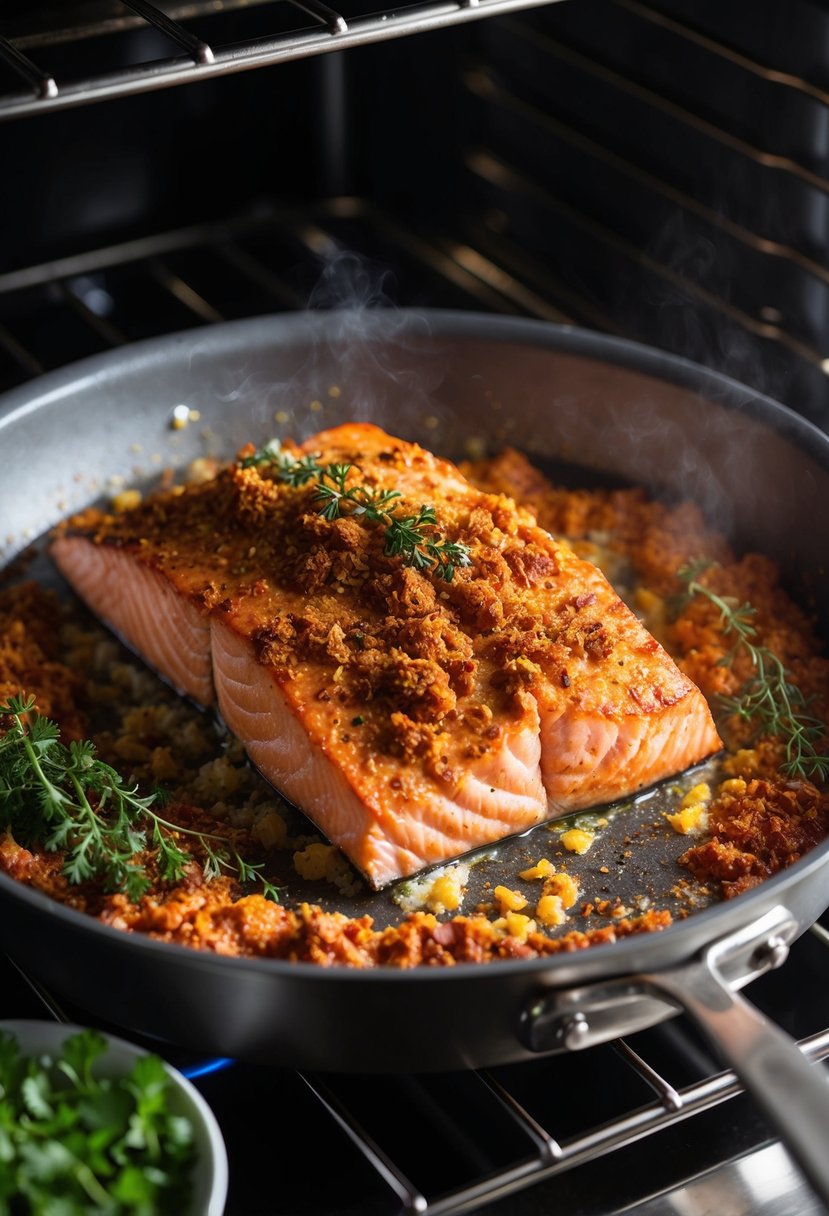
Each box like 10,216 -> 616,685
460,0 -> 829,427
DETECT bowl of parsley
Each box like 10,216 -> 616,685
0,1020 -> 228,1215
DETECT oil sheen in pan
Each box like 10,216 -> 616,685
2,456 -> 723,936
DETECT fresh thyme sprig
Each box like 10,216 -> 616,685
239,439 -> 323,487
676,563 -> 829,781
0,694 -> 280,903
240,439 -> 472,582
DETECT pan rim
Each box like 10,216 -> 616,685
2,307 -> 829,987
1,307 -> 828,468
2,835 -> 828,984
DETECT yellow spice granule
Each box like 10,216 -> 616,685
253,810 -> 289,851
665,782 -> 711,836
718,777 -> 747,797
665,805 -> 704,834
723,748 -> 759,776
427,872 -> 464,914
493,885 -> 528,913
535,894 -> 566,927
680,782 -> 711,808
149,746 -> 180,782
492,912 -> 536,941
559,828 -> 594,854
519,858 -> 556,881
543,871 -> 579,909
186,457 -> 220,484
293,841 -> 356,891
293,842 -> 339,881
111,488 -> 142,513
113,735 -> 150,764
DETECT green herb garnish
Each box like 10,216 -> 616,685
676,563 -> 829,781
239,438 -> 323,487
0,1027 -> 196,1215
0,694 -> 280,902
241,439 -> 472,582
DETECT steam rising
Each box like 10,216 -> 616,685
201,252 -> 451,448
635,211 -> 791,407
183,243 -> 813,564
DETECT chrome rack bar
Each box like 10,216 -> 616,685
59,280 -> 128,348
810,921 -> 829,949
286,0 -> 349,36
302,1032 -> 829,1216
0,35 -> 57,99
4,957 -> 70,1023
0,214 -> 267,296
120,0 -> 216,65
0,322 -> 44,377
0,0 -> 570,121
613,1038 -> 683,1112
298,1072 -> 430,1215
215,240 -> 306,308
148,257 -> 226,323
475,1070 -> 562,1162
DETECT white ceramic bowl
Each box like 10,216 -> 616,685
0,1019 -> 228,1216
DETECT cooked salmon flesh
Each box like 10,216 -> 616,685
52,423 -> 721,888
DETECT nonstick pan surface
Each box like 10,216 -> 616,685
2,311 -> 829,1200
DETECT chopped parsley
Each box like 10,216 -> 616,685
0,1028 -> 196,1215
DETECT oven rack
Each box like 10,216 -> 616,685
8,919 -> 829,1216
4,2 -> 829,427
0,182 -> 825,430
0,197 -> 576,397
0,0 -> 565,120
466,2 -> 829,427
305,1020 -> 829,1214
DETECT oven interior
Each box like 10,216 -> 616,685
2,2 -> 829,1213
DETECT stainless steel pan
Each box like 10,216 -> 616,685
1,311 -> 829,1203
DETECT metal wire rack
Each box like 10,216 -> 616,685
0,0 -> 566,119
3,1 -> 829,426
0,197 -> 576,395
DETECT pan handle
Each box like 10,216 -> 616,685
520,906 -> 829,1208
640,921 -> 829,1210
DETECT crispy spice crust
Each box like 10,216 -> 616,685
680,778 -> 829,898
672,556 -> 829,755
466,448 -> 829,771
464,449 -> 733,596
57,433 -> 698,790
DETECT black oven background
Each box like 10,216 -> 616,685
1,0 -> 828,431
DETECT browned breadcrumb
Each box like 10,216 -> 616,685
0,582 -> 86,740
679,778 -> 829,898
670,557 -> 829,764
463,448 -> 732,595
0,828 -> 671,964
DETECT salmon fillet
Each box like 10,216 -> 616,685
52,423 -> 721,888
